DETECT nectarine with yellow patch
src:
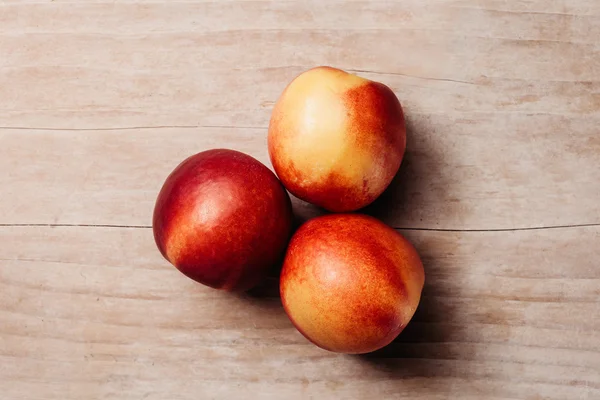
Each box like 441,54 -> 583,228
268,66 -> 406,212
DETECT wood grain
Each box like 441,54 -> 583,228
1,225 -> 599,400
1,124 -> 599,230
1,1 -> 599,399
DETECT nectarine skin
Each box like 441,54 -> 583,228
280,214 -> 424,354
153,149 -> 294,291
268,66 -> 406,212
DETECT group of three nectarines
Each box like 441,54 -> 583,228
152,66 -> 425,354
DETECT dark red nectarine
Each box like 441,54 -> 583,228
280,214 -> 424,354
268,66 -> 406,212
153,149 -> 294,291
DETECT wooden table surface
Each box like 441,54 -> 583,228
2,1 -> 599,399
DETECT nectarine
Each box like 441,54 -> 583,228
268,66 -> 406,212
153,149 -> 294,291
280,214 -> 424,354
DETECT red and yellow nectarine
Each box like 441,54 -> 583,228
280,214 -> 424,354
268,66 -> 406,212
153,149 -> 294,291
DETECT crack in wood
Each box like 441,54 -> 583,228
1,223 -> 598,232
0,125 -> 265,131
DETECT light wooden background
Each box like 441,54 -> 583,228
1,1 -> 599,399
